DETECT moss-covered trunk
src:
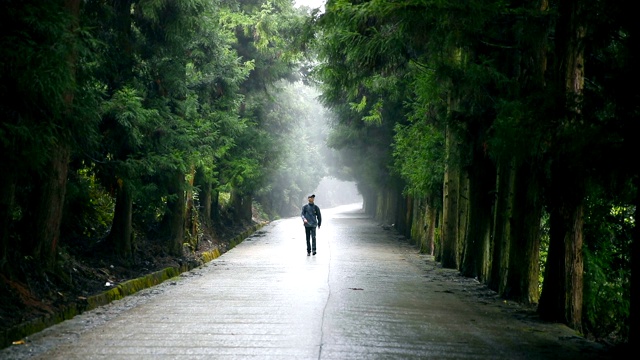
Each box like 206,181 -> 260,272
399,195 -> 412,239
505,163 -> 543,304
409,197 -> 437,254
409,196 -> 423,248
184,166 -> 198,249
489,157 -> 514,293
106,179 -> 133,258
461,149 -> 495,281
457,172 -> 469,270
427,204 -> 439,256
538,0 -> 586,332
161,171 -> 185,256
539,187 -> 584,333
33,144 -> 71,269
441,124 -> 460,269
193,167 -> 220,229
374,187 -> 399,226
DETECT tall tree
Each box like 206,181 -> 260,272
537,0 -> 587,332
0,0 -> 99,271
221,0 -> 307,222
84,0 -> 140,259
485,0 -> 552,304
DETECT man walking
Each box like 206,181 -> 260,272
301,194 -> 322,256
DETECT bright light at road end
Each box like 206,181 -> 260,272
294,0 -> 325,12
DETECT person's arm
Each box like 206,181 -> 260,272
316,206 -> 322,228
301,205 -> 308,223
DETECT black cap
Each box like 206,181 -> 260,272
308,194 -> 315,198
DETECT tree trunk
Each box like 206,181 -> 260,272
106,179 -> 133,258
489,157 -> 514,293
564,204 -> 584,331
461,149 -> 495,280
32,0 -> 80,270
505,162 -> 543,304
231,189 -> 253,223
493,0 -> 549,303
375,187 -> 398,225
409,196 -> 422,249
426,203 -> 437,256
538,101 -> 586,329
411,196 -> 437,255
399,194 -> 412,238
34,143 -> 71,269
457,172 -> 469,270
184,166 -> 198,249
441,124 -> 460,269
0,172 -> 16,270
362,186 -> 377,217
538,188 -> 584,333
193,168 -> 212,228
161,171 -> 185,256
538,0 -> 586,332
202,182 -> 212,226
211,188 -> 220,224
241,193 -> 252,222
632,173 -> 640,345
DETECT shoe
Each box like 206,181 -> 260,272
312,251 -> 316,255
307,252 -> 310,256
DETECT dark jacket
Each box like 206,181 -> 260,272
301,203 -> 322,227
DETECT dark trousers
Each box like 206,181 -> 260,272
305,226 -> 317,253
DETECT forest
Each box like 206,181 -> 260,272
0,0 -> 636,351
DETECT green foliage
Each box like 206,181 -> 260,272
212,0 -> 310,216
1,1 -> 635,347
219,191 -> 232,208
538,211 -> 550,294
62,166 -> 114,241
314,3 -> 633,347
252,81 -> 328,216
582,194 -> 633,343
0,0 -> 100,172
392,119 -> 444,199
100,87 -> 160,157
312,0 -> 415,197
390,62 -> 449,200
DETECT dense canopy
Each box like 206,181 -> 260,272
0,0 -> 636,349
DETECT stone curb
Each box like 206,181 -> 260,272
1,222 -> 267,349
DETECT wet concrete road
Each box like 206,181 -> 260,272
1,204 -> 613,359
